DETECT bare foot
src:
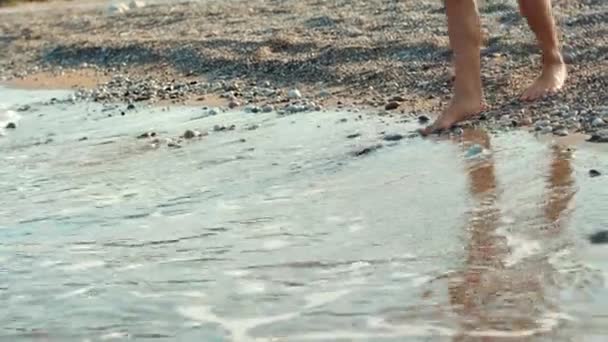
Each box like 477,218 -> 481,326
421,98 -> 485,135
520,62 -> 567,101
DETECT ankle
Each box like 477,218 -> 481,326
542,48 -> 564,66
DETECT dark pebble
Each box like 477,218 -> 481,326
127,103 -> 135,110
78,137 -> 88,141
137,132 -> 156,139
347,133 -> 361,139
121,111 -> 126,116
589,231 -> 608,244
351,144 -> 383,157
389,95 -> 406,102
183,129 -> 197,139
385,102 -> 400,111
338,118 -> 348,123
587,130 -> 608,143
383,133 -> 404,141
589,169 -> 602,177
5,122 -> 16,129
418,115 -> 430,123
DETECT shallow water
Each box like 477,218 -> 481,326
0,86 -> 607,341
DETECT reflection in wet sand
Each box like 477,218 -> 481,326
449,130 -> 576,340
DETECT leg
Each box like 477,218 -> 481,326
423,0 -> 485,134
519,0 -> 567,101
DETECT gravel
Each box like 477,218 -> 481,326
0,0 -> 606,137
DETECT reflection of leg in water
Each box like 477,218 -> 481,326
447,132 -> 579,340
544,145 -> 575,233
449,129 -> 505,339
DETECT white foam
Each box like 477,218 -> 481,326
62,260 -> 105,272
55,287 -> 91,300
504,234 -> 541,267
238,281 -> 266,294
262,239 -> 289,250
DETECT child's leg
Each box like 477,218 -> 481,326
519,0 -> 567,101
424,0 -> 484,134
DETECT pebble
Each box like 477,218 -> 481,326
262,104 -> 274,113
383,133 -> 404,141
126,103 -> 135,110
389,95 -> 405,102
540,126 -> 553,134
592,117 -> 605,127
347,133 -> 361,139
183,129 -> 201,139
452,127 -> 464,135
385,102 -> 400,111
246,124 -> 260,131
465,144 -> 483,158
137,131 -> 156,139
78,137 -> 88,141
589,231 -> 608,244
245,105 -> 260,113
5,122 -> 16,129
351,144 -> 383,157
208,108 -> 219,116
589,169 -> 602,178
228,100 -> 240,109
318,90 -> 331,98
588,130 -> 608,143
418,115 -> 430,124
553,128 -> 569,137
129,0 -> 146,9
17,105 -> 31,112
288,89 -> 302,99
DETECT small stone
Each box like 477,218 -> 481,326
452,127 -> 464,135
78,137 -> 88,141
347,133 -> 361,139
213,125 -> 224,132
351,144 -> 383,157
589,231 -> 608,244
418,115 -> 431,124
465,144 -> 484,158
108,3 -> 129,14
389,95 -> 406,102
535,119 -> 551,129
318,90 -> 331,98
383,133 -> 404,141
5,122 -> 16,129
208,108 -> 219,116
520,117 -> 533,126
588,130 -> 608,143
262,104 -> 274,113
553,128 -> 569,137
183,129 -> 201,139
245,105 -> 260,113
167,140 -> 181,148
246,124 -> 260,131
16,105 -> 31,112
137,131 -> 156,139
288,89 -> 302,99
126,103 -> 135,110
385,101 -> 400,111
540,126 -> 553,134
228,100 -> 240,109
589,169 -> 602,178
592,117 -> 605,127
129,0 -> 146,9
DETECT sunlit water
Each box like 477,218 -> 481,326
0,86 -> 607,341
